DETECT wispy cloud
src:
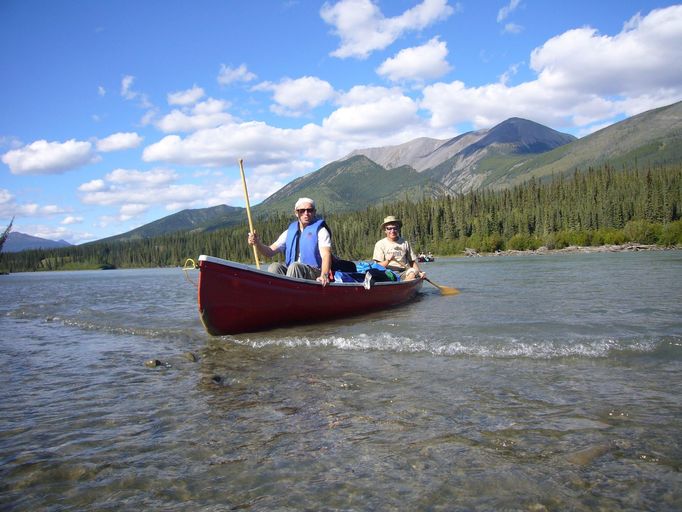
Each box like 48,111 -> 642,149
217,64 -> 257,85
497,0 -> 523,34
503,22 -> 523,34
167,85 -> 205,106
497,0 -> 521,22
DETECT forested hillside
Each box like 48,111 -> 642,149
1,164 -> 680,273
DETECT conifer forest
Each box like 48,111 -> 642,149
2,164 -> 681,273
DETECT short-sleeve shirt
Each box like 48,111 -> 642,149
373,237 -> 417,272
272,226 -> 331,262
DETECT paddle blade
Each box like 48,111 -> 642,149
438,285 -> 459,296
425,277 -> 459,296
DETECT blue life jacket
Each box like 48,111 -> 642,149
284,218 -> 328,267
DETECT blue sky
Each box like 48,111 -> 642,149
2,0 -> 681,244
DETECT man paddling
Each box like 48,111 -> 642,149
372,215 -> 425,281
248,197 -> 332,286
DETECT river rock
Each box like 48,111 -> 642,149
565,442 -> 614,465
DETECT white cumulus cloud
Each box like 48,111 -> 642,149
2,139 -> 98,175
530,5 -> 682,98
119,203 -> 149,220
78,179 -> 106,193
377,37 -> 452,82
322,87 -> 426,148
61,216 -> 83,225
156,98 -> 233,133
255,76 -> 337,116
143,122 -> 306,168
421,5 -> 682,131
78,167 -> 203,218
143,85 -> 440,174
321,0 -> 455,59
167,85 -> 205,106
96,132 -> 143,152
106,167 -> 178,186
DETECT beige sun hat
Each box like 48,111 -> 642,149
381,215 -> 402,229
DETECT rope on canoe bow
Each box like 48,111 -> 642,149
182,258 -> 198,288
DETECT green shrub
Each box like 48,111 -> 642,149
593,228 -> 626,245
542,233 -> 558,250
660,220 -> 682,246
480,234 -> 504,252
553,230 -> 574,249
507,233 -> 541,251
570,230 -> 591,246
623,220 -> 662,244
450,238 -> 468,254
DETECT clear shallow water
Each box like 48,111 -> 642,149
1,251 -> 680,510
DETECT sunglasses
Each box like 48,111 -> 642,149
385,226 -> 399,231
297,208 -> 315,214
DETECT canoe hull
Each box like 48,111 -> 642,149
197,255 -> 423,335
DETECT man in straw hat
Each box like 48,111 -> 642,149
248,197 -> 332,286
372,215 -> 425,281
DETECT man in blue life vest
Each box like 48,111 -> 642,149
248,197 -> 332,286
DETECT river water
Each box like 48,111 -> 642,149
1,251 -> 680,511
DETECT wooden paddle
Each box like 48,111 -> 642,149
238,158 -> 260,269
424,277 -> 459,296
388,257 -> 459,295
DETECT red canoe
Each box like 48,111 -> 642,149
197,255 -> 423,335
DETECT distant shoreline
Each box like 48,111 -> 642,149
462,243 -> 680,258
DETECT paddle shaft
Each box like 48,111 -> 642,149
238,159 -> 260,269
390,258 -> 459,295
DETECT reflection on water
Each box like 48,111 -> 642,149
0,251 -> 681,510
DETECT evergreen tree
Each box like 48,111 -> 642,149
0,217 -> 13,254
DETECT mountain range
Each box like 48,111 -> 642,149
8,100 -> 682,250
2,231 -> 72,253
